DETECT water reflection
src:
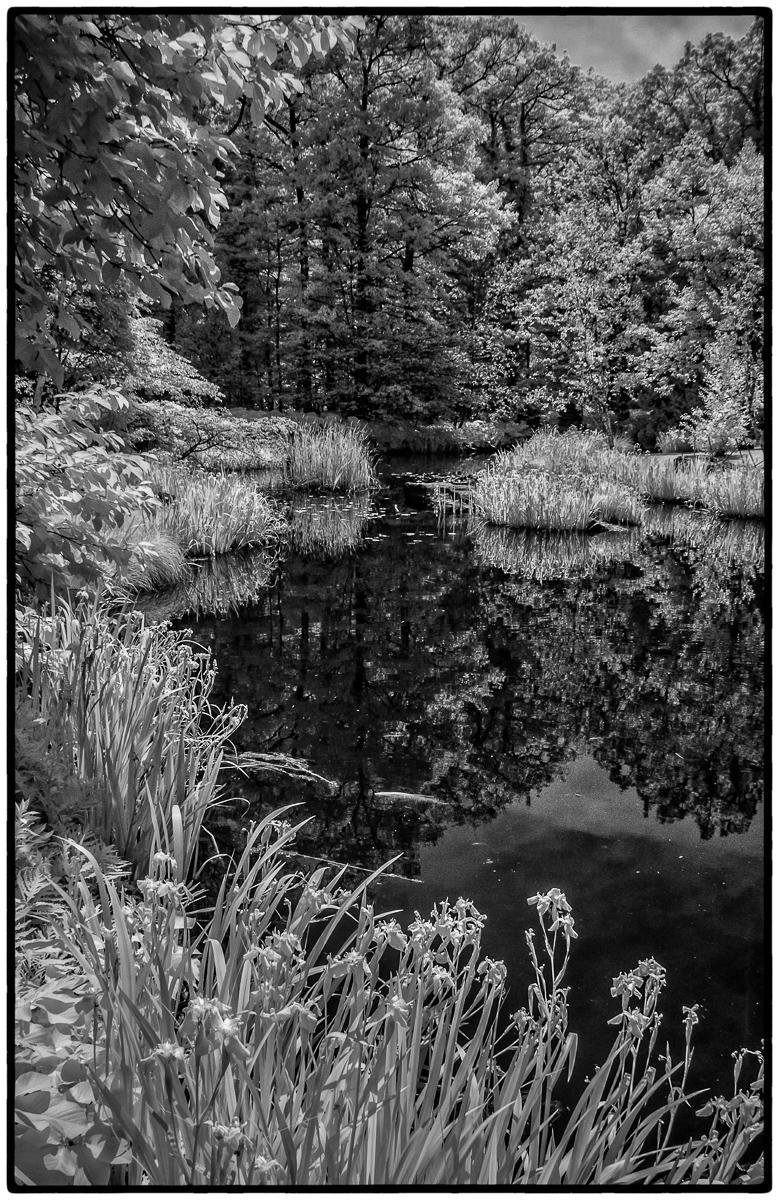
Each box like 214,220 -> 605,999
190,471 -> 763,1093
473,523 -> 636,581
194,490 -> 763,862
137,549 -> 277,623
289,494 -> 373,559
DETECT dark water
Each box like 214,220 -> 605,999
189,459 -> 765,1099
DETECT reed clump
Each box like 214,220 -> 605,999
472,429 -> 764,534
150,463 -> 288,557
286,424 -> 376,493
690,463 -> 764,518
474,470 -> 597,531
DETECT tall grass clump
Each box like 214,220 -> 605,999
141,461 -> 288,558
690,463 -> 764,518
474,470 -> 597,531
15,834 -> 763,1187
15,596 -> 245,876
286,424 -> 376,493
624,456 -> 708,503
119,525 -> 192,592
502,427 -> 618,477
473,430 -> 644,531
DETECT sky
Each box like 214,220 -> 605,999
516,14 -> 755,81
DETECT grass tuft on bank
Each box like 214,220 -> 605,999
473,429 -> 764,532
287,423 -> 376,493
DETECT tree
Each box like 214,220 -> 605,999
14,12 -> 362,384
641,136 -> 763,440
633,19 -> 764,164
173,15 -> 506,420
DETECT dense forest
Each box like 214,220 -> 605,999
14,13 -> 765,1188
17,14 -> 764,446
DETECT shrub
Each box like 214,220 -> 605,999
15,598 -> 245,876
15,388 -> 158,596
656,427 -> 693,455
127,399 -> 294,470
287,424 -> 376,492
122,317 -> 225,406
676,335 -> 759,454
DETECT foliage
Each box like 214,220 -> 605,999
173,14 -> 506,418
15,12 -> 363,382
15,598 -> 245,877
127,399 -> 294,468
122,319 -> 224,406
15,388 -> 158,597
286,424 -> 377,492
674,335 -> 760,454
15,834 -> 763,1185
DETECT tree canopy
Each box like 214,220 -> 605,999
15,13 -> 764,446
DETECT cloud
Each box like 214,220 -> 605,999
518,14 -> 755,82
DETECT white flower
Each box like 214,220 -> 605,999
152,1040 -> 185,1064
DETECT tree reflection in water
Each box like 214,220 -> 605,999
191,481 -> 763,869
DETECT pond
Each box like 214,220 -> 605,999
187,457 -> 765,1101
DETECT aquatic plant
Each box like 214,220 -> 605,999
590,479 -> 644,524
621,456 -> 708,503
690,463 -> 764,518
286,423 -> 376,493
474,470 -> 597,531
14,833 -> 763,1187
15,597 -> 245,877
498,427 -> 617,477
290,495 -> 373,559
